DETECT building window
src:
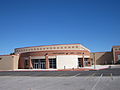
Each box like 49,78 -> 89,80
61,47 -> 63,49
24,60 -> 29,66
76,46 -> 78,48
32,53 -> 35,55
70,52 -> 74,54
66,53 -> 68,55
37,48 -> 39,50
49,58 -> 56,69
0,58 -> 2,60
72,46 -> 74,48
77,52 -> 81,54
57,47 -> 59,49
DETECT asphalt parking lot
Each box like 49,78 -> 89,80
0,65 -> 120,90
0,67 -> 120,77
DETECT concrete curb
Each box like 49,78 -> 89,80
0,69 -> 104,72
0,67 -> 109,72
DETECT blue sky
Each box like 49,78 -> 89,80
0,0 -> 120,54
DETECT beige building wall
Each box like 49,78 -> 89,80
0,55 -> 19,71
91,52 -> 113,65
13,55 -> 19,70
56,55 -> 78,69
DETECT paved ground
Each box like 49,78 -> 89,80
0,68 -> 120,77
0,65 -> 120,90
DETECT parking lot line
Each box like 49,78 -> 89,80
91,73 -> 96,76
57,73 -> 69,77
110,73 -> 113,80
91,73 -> 103,90
86,73 -> 96,80
72,73 -> 81,77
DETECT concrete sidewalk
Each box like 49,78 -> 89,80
84,65 -> 110,70
1,65 -> 116,72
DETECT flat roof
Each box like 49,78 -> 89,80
15,43 -> 81,49
112,46 -> 120,48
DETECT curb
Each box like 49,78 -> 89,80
0,67 -> 109,72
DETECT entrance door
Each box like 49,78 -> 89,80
34,63 -> 39,69
84,58 -> 88,66
78,58 -> 82,67
32,59 -> 46,69
40,59 -> 46,69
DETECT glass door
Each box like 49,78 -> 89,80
32,59 -> 39,69
32,59 -> 46,69
34,63 -> 39,69
40,59 -> 46,69
78,58 -> 82,67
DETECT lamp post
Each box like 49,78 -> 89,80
82,52 -> 84,67
93,53 -> 96,69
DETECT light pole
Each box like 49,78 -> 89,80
82,52 -> 84,67
93,53 -> 96,69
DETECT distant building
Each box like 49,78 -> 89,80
91,52 -> 113,65
112,46 -> 120,64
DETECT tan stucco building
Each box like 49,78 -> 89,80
16,44 -> 91,69
91,52 -> 113,65
0,55 -> 19,71
0,44 -> 119,71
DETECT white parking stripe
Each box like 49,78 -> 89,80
72,73 -> 81,77
92,73 -> 96,76
110,73 -> 113,80
91,73 -> 103,90
86,73 -> 96,80
57,73 -> 67,76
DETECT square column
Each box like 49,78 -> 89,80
29,56 -> 33,69
45,55 -> 49,69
